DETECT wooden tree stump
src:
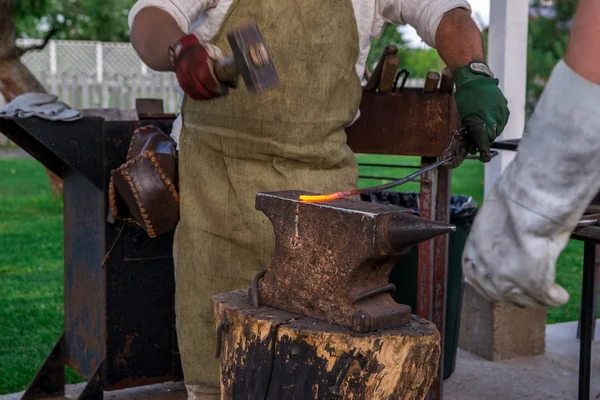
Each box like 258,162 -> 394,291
213,290 -> 441,400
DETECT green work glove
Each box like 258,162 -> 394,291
454,64 -> 510,162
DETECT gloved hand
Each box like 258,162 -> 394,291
171,34 -> 228,101
462,59 -> 600,309
454,65 -> 510,162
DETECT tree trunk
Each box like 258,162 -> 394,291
0,0 -> 63,198
213,290 -> 441,400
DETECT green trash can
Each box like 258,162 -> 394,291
360,192 -> 478,380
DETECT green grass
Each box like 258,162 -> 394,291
0,158 -> 81,394
0,155 -> 591,394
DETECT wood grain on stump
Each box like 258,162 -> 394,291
213,290 -> 440,400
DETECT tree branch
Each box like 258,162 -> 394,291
15,27 -> 57,57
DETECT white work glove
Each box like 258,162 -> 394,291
0,92 -> 82,121
462,59 -> 600,309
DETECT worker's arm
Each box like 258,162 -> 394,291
130,7 -> 185,71
385,1 -> 509,162
434,8 -> 483,72
461,0 -> 600,308
128,1 -> 224,100
564,0 -> 600,85
435,8 -> 509,162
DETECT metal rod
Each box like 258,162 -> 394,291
352,157 -> 450,195
578,242 -> 596,400
358,163 -> 421,169
577,214 -> 600,228
359,175 -> 422,183
578,219 -> 600,228
577,247 -> 600,339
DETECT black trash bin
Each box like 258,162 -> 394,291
361,192 -> 478,380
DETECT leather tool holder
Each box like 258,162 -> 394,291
109,125 -> 179,238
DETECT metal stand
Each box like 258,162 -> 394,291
22,334 -> 65,399
578,242 -> 597,400
0,105 -> 183,399
418,158 -> 451,400
577,245 -> 599,339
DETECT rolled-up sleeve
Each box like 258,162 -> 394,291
128,0 -> 220,33
380,0 -> 472,47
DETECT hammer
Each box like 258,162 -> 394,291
213,21 -> 279,94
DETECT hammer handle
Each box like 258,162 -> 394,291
214,55 -> 238,83
378,55 -> 400,92
424,71 -> 441,93
365,45 -> 398,91
439,68 -> 455,93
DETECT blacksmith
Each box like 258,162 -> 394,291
128,1 -> 509,398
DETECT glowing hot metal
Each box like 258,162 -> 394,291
299,157 -> 451,202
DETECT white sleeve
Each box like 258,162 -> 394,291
462,59 -> 600,308
380,0 -> 471,47
128,0 -> 220,34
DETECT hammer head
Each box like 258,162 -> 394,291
226,21 -> 279,93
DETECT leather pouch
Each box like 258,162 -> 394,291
109,125 -> 179,238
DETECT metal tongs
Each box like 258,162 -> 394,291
440,128 -> 477,169
441,127 -> 500,169
299,128 -> 492,202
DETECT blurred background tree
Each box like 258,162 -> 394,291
12,0 -> 136,42
366,24 -> 445,80
526,0 -> 575,115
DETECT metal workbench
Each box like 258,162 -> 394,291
0,107 -> 183,399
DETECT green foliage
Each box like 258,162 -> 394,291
366,24 -> 446,80
526,2 -> 575,114
479,3 -> 576,116
13,0 -> 136,42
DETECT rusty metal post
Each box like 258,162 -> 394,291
417,158 -> 438,321
431,166 -> 452,400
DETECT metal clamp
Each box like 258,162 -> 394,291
251,269 -> 268,309
393,69 -> 411,93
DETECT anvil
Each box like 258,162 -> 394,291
253,191 -> 455,333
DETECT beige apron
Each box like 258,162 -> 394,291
175,0 -> 363,386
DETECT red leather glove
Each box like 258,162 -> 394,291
170,34 -> 224,100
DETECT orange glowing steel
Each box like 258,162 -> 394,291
299,193 -> 345,202
298,156 -> 453,203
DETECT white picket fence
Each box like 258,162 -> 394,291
37,71 -> 181,113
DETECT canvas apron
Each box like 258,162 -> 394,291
175,0 -> 363,386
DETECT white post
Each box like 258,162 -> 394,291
484,0 -> 529,196
96,42 -> 103,83
49,41 -> 58,94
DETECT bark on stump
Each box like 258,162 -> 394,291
213,290 -> 441,400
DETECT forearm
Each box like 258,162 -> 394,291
434,8 -> 485,72
565,0 -> 600,85
130,7 -> 185,71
